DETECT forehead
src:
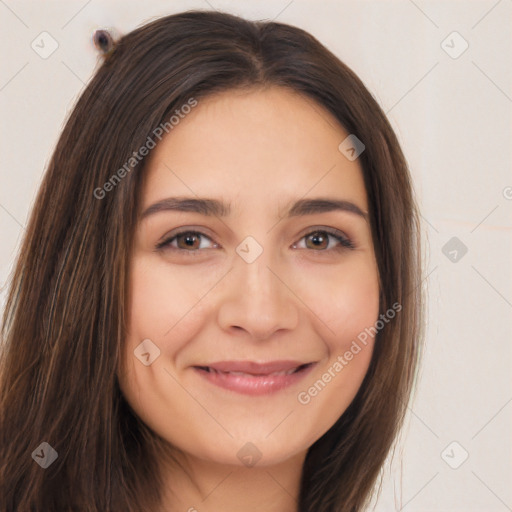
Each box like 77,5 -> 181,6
141,86 -> 368,215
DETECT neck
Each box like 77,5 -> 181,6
158,448 -> 307,512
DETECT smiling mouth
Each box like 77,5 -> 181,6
196,363 -> 313,377
192,362 -> 316,396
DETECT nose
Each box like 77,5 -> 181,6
216,249 -> 300,341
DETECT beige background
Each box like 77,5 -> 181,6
1,1 -> 511,510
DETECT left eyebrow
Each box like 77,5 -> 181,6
139,196 -> 368,221
285,198 -> 368,221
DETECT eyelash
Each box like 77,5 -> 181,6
155,228 -> 355,254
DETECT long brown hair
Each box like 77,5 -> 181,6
0,10 -> 423,511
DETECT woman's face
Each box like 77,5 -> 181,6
118,86 -> 380,468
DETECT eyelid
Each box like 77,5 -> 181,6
295,225 -> 352,244
292,226 -> 354,251
155,228 -> 218,251
155,225 -> 355,253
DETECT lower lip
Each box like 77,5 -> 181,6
193,364 -> 316,396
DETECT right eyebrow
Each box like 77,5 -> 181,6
140,197 -> 231,220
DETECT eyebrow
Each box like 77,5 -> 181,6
140,197 -> 368,221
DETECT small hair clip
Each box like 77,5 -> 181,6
92,28 -> 116,56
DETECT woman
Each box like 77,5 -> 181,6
0,10 -> 423,512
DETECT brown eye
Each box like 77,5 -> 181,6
305,231 -> 329,250
176,232 -> 201,250
293,228 -> 355,252
156,230 -> 217,253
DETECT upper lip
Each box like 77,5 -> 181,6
195,360 -> 311,375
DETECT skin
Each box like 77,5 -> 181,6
118,86 -> 380,512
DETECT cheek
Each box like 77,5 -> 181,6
124,252 -> 380,387
118,249 -> 382,464
298,255 -> 380,351
119,256 -> 211,433
120,254 -> 225,399
293,256 -> 380,423
330,272 -> 380,352
125,256 -> 218,350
